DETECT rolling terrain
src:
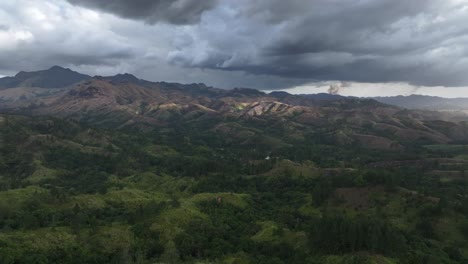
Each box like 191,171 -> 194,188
1,67 -> 468,151
0,67 -> 468,263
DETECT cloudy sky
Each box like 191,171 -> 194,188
1,0 -> 468,97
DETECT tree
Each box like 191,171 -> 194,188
160,240 -> 180,263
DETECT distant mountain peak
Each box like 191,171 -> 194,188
94,73 -> 141,84
49,65 -> 68,70
113,73 -> 139,81
0,66 -> 91,89
14,71 -> 28,78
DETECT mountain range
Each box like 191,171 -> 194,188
372,95 -> 468,111
2,66 -> 468,263
1,66 -> 468,151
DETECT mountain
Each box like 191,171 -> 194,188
1,66 -> 468,150
373,94 -> 468,111
0,71 -> 467,151
1,67 -> 468,263
0,66 -> 91,89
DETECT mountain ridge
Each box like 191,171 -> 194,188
372,94 -> 468,111
0,66 -> 91,89
1,75 -> 466,149
1,66 -> 468,150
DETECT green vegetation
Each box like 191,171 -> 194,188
0,114 -> 468,263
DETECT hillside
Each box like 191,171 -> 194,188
0,68 -> 468,263
1,113 -> 468,263
1,72 -> 468,150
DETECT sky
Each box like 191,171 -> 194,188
1,0 -> 468,97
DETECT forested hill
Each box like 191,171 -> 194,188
0,67 -> 468,263
1,113 -> 468,263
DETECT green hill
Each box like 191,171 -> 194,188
0,114 -> 467,263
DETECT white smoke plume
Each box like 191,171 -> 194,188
327,82 -> 351,95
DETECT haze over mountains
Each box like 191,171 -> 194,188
373,95 -> 468,111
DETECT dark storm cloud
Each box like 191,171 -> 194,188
168,0 -> 468,86
2,0 -> 468,89
66,0 -> 219,25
